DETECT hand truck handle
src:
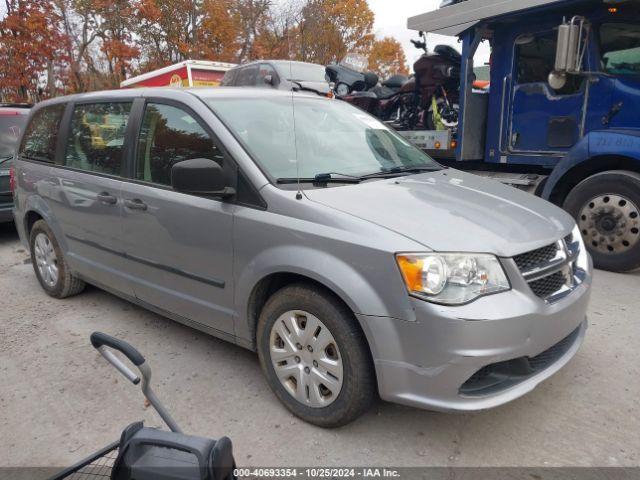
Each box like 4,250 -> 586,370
90,332 -> 144,385
89,332 -> 183,434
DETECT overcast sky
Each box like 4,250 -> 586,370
368,0 -> 491,66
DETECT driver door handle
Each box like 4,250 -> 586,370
124,198 -> 147,211
97,192 -> 117,205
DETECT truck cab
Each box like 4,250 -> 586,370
410,0 -> 640,272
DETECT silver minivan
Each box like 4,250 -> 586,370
12,88 -> 592,427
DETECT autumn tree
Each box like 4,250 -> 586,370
297,0 -> 374,65
89,0 -> 140,86
368,36 -> 409,79
0,0 -> 69,102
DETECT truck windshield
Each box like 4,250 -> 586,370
205,95 -> 441,181
601,23 -> 640,76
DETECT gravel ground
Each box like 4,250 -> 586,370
1,222 -> 639,470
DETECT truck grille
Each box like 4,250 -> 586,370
513,236 -> 581,303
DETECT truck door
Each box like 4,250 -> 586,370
507,31 -> 586,155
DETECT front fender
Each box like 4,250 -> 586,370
233,244 -> 416,343
542,130 -> 640,201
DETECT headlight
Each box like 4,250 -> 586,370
572,224 -> 590,272
396,253 -> 510,305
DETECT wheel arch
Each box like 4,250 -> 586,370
235,246 -> 408,354
544,154 -> 640,206
245,272 -> 366,349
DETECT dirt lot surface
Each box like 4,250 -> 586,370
1,222 -> 639,470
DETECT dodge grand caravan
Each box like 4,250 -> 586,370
13,88 -> 592,427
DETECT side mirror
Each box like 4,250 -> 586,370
548,71 -> 567,90
554,17 -> 586,74
263,74 -> 275,86
550,17 -> 588,91
171,158 -> 234,197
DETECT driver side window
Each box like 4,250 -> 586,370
136,103 -> 223,187
515,31 -> 583,94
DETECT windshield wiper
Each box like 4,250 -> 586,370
276,167 -> 441,185
277,172 -> 362,185
359,165 -> 442,179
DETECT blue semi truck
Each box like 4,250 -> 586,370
406,0 -> 640,272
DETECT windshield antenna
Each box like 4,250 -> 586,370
286,23 -> 303,200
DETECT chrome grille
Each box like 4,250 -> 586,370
513,243 -> 558,271
528,271 -> 567,298
513,236 -> 581,303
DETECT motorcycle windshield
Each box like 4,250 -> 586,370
204,94 -> 441,184
340,53 -> 369,73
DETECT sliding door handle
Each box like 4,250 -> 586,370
124,198 -> 147,211
97,192 -> 117,205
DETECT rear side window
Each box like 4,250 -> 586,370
136,103 -> 223,187
20,104 -> 65,163
64,102 -> 132,176
236,66 -> 258,86
221,69 -> 236,86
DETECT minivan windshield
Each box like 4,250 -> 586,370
205,96 -> 441,181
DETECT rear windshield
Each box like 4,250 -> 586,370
276,63 -> 328,83
0,112 -> 29,159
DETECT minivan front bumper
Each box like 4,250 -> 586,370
357,260 -> 591,412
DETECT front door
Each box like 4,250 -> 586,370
120,101 -> 235,336
507,31 -> 586,154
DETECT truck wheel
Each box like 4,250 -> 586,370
256,283 -> 375,427
564,170 -> 640,272
29,220 -> 86,298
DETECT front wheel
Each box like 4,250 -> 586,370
256,283 -> 375,427
564,170 -> 640,272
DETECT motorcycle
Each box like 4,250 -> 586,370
327,33 -> 461,135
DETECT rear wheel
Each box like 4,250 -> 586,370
256,283 -> 375,427
29,220 -> 86,298
564,170 -> 640,272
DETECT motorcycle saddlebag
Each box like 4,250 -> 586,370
110,422 -> 235,480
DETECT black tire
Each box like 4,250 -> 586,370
29,220 -> 86,298
563,170 -> 640,272
256,283 -> 376,428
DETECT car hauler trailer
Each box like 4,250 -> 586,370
120,60 -> 236,89
406,0 -> 640,272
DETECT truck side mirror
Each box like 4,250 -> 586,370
551,17 -> 587,91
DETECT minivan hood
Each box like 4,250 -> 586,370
304,169 -> 574,257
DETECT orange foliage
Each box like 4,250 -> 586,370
368,36 -> 409,79
0,0 -> 69,102
0,0 -> 412,101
